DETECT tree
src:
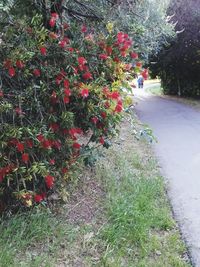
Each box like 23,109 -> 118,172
149,0 -> 200,97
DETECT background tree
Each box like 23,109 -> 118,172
149,0 -> 200,97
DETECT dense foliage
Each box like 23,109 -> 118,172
150,0 -> 200,97
0,13 -> 143,208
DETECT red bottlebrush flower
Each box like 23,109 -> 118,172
130,52 -> 138,59
8,67 -> 15,77
64,88 -> 71,96
15,107 -> 23,115
49,159 -> 55,165
45,175 -> 54,189
62,168 -> 68,174
63,96 -> 70,104
26,139 -> 33,148
73,142 -> 81,149
67,47 -> 74,52
16,60 -> 24,69
34,194 -> 43,203
42,139 -> 52,149
51,12 -> 59,19
83,72 -> 92,80
120,51 -> 126,57
49,18 -> 56,28
22,153 -> 29,163
81,88 -> 89,98
78,57 -> 87,65
50,123 -> 59,132
0,90 -> 3,98
59,39 -> 67,48
110,91 -> 120,100
16,142 -> 24,152
142,70 -> 148,80
99,136 -> 105,145
81,25 -> 87,33
99,54 -> 108,60
115,104 -> 123,113
136,62 -> 142,68
113,57 -> 120,63
56,74 -> 62,85
106,46 -> 112,56
37,134 -> 44,142
4,59 -> 12,69
91,116 -> 99,124
52,140 -> 62,150
40,46 -> 47,55
33,69 -> 41,77
63,79 -> 70,88
101,111 -> 107,119
117,32 -> 125,44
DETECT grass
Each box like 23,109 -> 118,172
145,82 -> 163,95
0,115 -> 191,267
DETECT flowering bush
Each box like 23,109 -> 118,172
0,15 -> 143,208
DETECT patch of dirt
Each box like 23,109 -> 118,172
65,168 -> 105,225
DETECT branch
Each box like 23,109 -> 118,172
62,6 -> 103,21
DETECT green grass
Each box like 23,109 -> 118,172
93,119 -> 191,267
0,117 -> 191,267
0,208 -> 77,267
146,83 -> 163,95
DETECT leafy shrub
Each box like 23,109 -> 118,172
0,15 -> 142,209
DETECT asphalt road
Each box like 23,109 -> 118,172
135,88 -> 200,266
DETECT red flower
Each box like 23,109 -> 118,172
81,25 -> 87,33
110,91 -> 120,100
49,18 -> 56,28
26,139 -> 33,148
37,134 -> 44,142
54,140 -> 62,150
91,116 -> 98,124
83,72 -> 92,80
130,52 -> 138,59
64,88 -> 71,96
4,59 -> 12,69
16,142 -> 24,152
115,104 -> 123,113
45,175 -> 54,189
33,69 -> 41,77
42,139 -> 52,149
101,111 -> 107,119
78,57 -> 87,65
51,12 -> 59,19
59,39 -> 67,48
8,67 -> 15,77
15,107 -> 23,115
63,79 -> 70,88
22,153 -> 29,163
99,54 -> 108,60
50,123 -> 59,132
49,159 -> 55,165
113,57 -> 120,63
40,46 -> 47,56
16,60 -> 24,69
63,96 -> 70,104
106,46 -> 112,56
62,168 -> 68,174
34,194 -> 43,203
136,62 -> 142,68
73,142 -> 81,149
81,88 -> 89,98
99,137 -> 105,145
0,90 -> 4,98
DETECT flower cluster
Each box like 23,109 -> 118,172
0,16 -> 142,208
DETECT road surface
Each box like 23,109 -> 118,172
135,87 -> 200,266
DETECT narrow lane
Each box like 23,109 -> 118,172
135,89 -> 200,266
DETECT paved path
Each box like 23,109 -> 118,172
135,88 -> 200,266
